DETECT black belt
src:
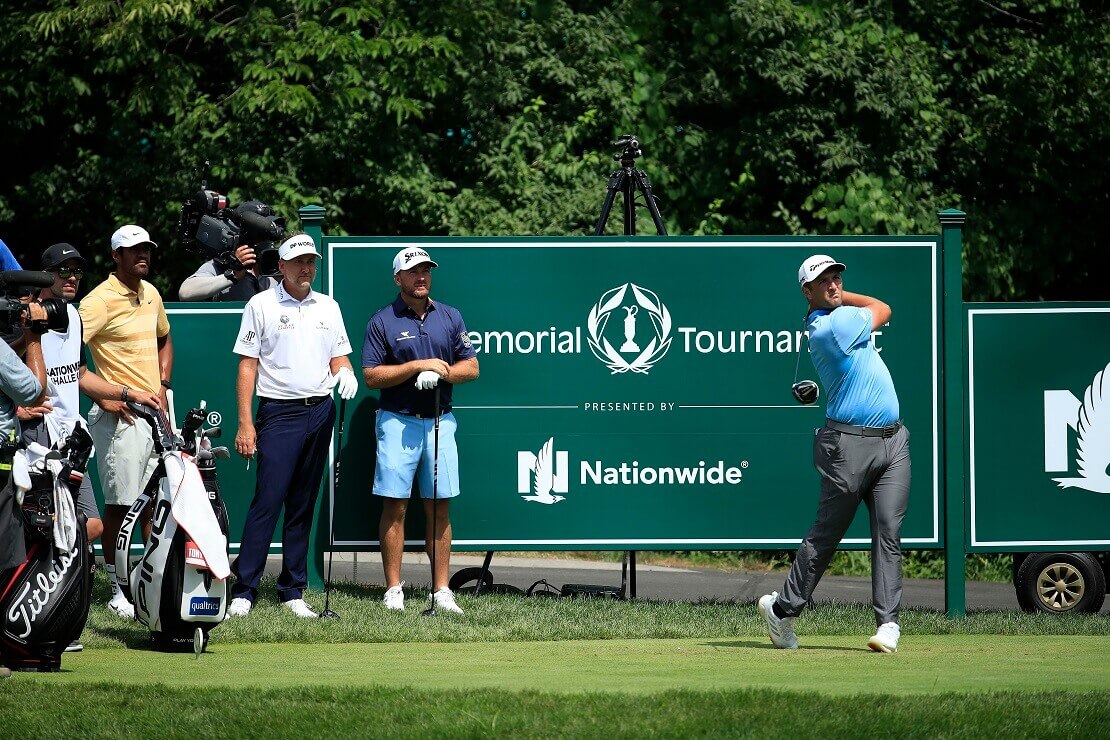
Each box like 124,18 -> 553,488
260,395 -> 330,407
384,409 -> 446,420
826,419 -> 903,438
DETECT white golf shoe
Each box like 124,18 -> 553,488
107,595 -> 135,620
227,597 -> 252,617
433,587 -> 464,615
758,592 -> 798,649
383,583 -> 405,611
868,622 -> 901,653
281,599 -> 319,619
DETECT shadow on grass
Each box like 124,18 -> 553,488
702,640 -> 871,653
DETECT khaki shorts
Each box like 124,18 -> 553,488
88,405 -> 159,507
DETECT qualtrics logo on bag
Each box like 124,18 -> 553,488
1043,360 -> 1110,494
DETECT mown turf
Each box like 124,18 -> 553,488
19,636 -> 1110,695
0,683 -> 1106,739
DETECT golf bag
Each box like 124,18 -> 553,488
115,402 -> 231,653
0,425 -> 95,672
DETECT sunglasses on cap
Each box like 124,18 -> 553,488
50,267 -> 84,279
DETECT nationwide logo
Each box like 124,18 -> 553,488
516,437 -> 747,505
1044,360 -> 1110,494
587,283 -> 673,374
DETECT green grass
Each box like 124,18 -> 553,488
76,573 -> 1110,650
3,572 -> 1105,739
2,684 -> 1106,739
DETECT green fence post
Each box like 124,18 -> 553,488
298,204 -> 327,591
939,208 -> 967,617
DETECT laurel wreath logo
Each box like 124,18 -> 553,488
587,283 -> 673,374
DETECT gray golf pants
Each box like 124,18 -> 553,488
777,423 -> 911,626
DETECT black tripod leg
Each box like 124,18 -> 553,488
622,167 -> 637,235
593,170 -> 626,236
633,169 -> 668,236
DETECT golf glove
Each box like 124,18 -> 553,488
415,370 -> 441,390
332,367 -> 358,400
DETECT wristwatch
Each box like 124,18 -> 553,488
161,379 -> 172,390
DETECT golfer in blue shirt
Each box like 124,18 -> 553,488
362,247 -> 479,614
759,255 -> 911,653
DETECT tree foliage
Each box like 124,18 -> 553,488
0,0 -> 1105,300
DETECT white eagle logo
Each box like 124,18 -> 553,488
521,437 -> 566,505
1053,361 -> 1110,494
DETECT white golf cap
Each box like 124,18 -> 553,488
111,225 -> 158,251
393,247 -> 438,274
278,234 -> 321,261
798,254 -> 846,285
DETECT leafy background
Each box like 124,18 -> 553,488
0,0 -> 1106,301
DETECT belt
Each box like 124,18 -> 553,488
826,419 -> 903,438
260,395 -> 330,406
385,409 -> 445,420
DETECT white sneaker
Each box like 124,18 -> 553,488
433,587 -> 464,614
868,622 -> 901,653
758,592 -> 798,649
227,597 -> 252,617
383,583 -> 405,611
281,598 -> 319,619
107,595 -> 135,620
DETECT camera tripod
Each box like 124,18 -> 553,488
593,135 -> 668,236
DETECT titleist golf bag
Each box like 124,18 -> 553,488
0,425 -> 95,672
115,402 -> 231,652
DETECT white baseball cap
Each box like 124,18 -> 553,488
798,254 -> 846,285
111,225 -> 158,251
278,234 -> 321,261
393,247 -> 438,274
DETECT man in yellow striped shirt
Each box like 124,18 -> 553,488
79,225 -> 174,618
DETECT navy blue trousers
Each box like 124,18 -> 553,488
231,397 -> 336,603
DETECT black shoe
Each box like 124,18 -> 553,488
64,641 -> 83,653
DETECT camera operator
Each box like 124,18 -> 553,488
18,244 -> 162,545
0,297 -> 49,574
178,243 -> 275,302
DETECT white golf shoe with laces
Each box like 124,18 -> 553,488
433,587 -> 464,614
227,597 -> 252,617
758,592 -> 798,649
868,622 -> 901,653
107,595 -> 135,620
383,582 -> 406,611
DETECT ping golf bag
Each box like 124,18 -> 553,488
115,402 -> 231,653
0,425 -> 96,672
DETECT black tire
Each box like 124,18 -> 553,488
448,567 -> 494,593
1014,552 -> 1106,614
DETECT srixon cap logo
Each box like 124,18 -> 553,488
1044,361 -> 1110,494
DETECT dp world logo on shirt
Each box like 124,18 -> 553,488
1044,360 -> 1110,494
587,283 -> 673,375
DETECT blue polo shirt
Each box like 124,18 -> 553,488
807,306 -> 899,427
362,295 -> 476,416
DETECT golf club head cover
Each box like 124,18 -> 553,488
791,380 -> 820,405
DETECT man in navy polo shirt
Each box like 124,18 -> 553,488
362,247 -> 479,614
759,254 -> 911,653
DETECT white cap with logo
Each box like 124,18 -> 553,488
393,247 -> 438,274
278,234 -> 321,261
111,225 -> 158,251
798,254 -> 847,286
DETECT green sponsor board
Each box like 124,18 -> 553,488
966,305 -> 1110,551
326,237 -> 942,550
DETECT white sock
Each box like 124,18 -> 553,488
106,564 -> 121,599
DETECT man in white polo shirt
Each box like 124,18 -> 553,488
229,233 -> 358,618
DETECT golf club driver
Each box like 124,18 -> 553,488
421,385 -> 442,618
791,316 -> 820,405
320,397 -> 346,620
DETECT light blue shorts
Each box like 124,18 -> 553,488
373,409 -> 461,499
